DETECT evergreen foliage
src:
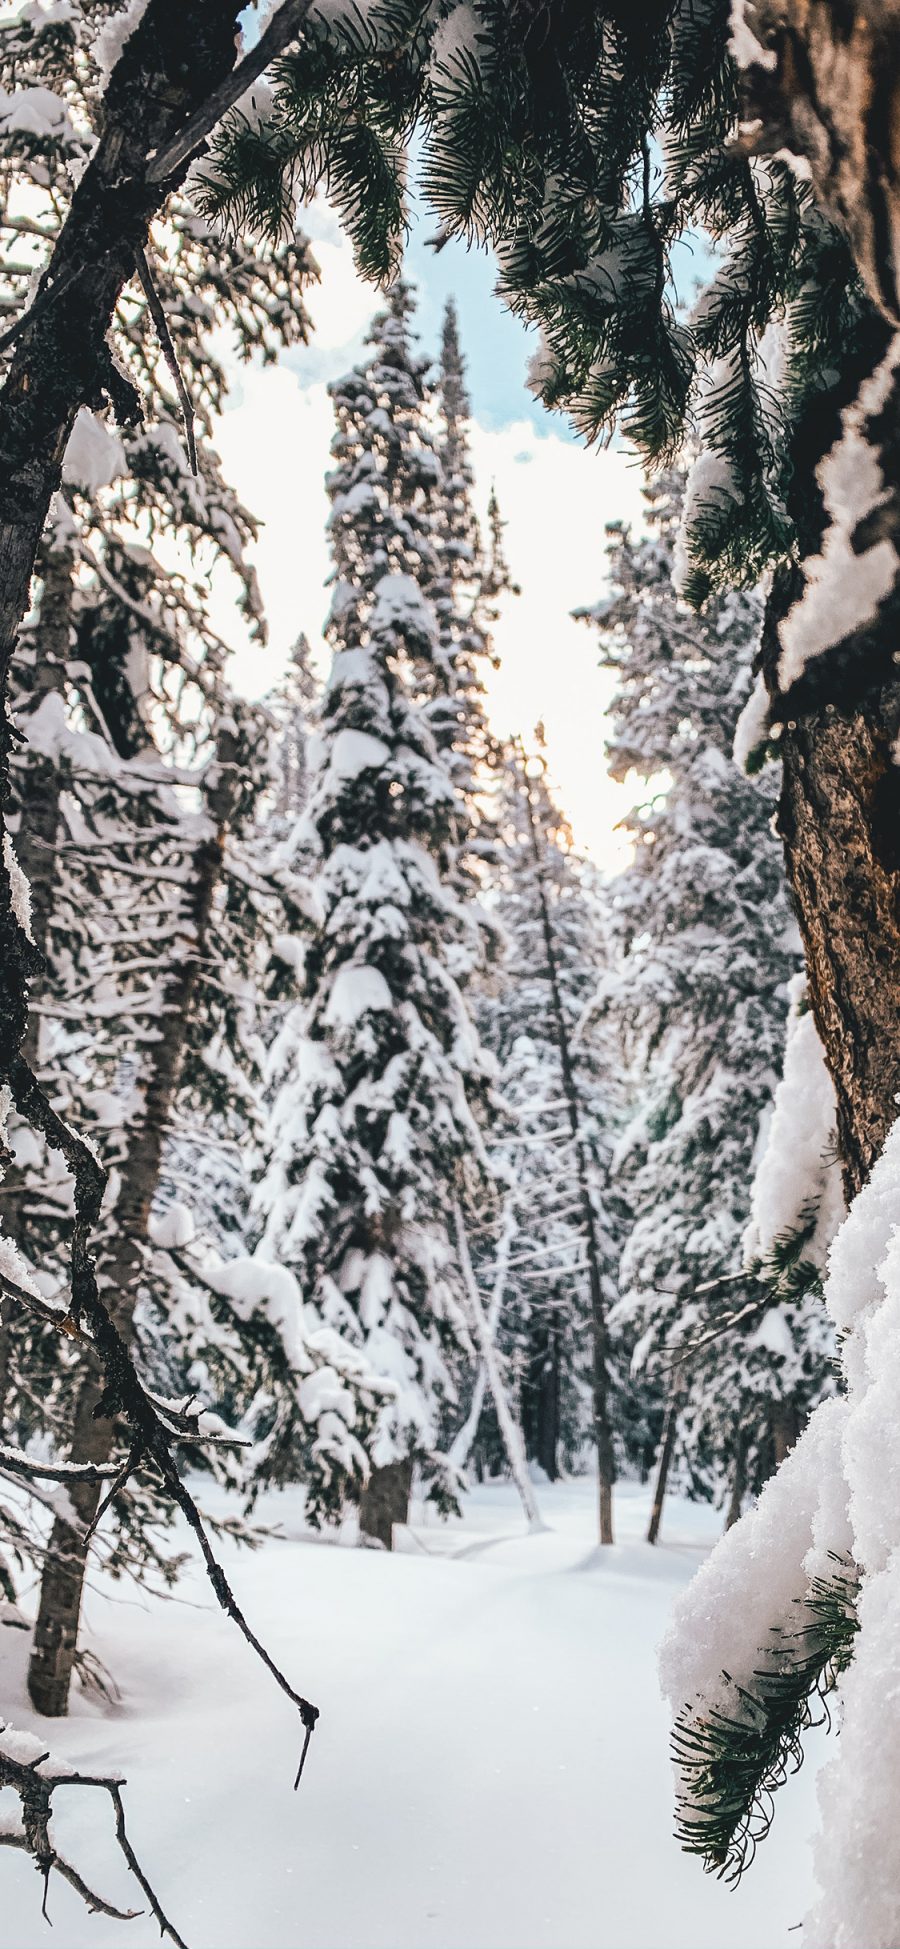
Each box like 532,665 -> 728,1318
579,467 -> 831,1504
672,1556 -> 859,1883
195,0 -> 885,598
251,283 -> 492,1513
471,740 -> 624,1485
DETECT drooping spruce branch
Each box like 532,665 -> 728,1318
672,1556 -> 859,1883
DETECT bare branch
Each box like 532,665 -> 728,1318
133,243 -> 198,475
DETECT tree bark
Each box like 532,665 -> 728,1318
358,1460 -> 413,1550
770,1397 -> 799,1469
520,758 -> 615,1544
0,0 -> 244,1339
739,0 -> 900,326
449,1194 -> 514,1473
724,1427 -> 750,1532
27,730 -> 239,1717
0,540 -> 73,1425
761,552 -> 900,1200
646,1376 -> 683,1546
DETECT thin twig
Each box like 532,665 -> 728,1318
133,244 -> 197,476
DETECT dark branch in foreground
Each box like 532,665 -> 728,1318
133,244 -> 198,475
0,1738 -> 187,1946
7,1051 -> 319,1754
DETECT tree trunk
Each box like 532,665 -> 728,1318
646,1377 -> 683,1545
27,731 -> 238,1717
0,4 -> 245,1382
770,1397 -> 799,1469
520,754 -> 615,1544
358,1460 -> 413,1550
452,1199 -> 543,1531
449,1194 -> 514,1473
761,551 -> 900,1200
724,1428 -> 750,1532
745,10 -> 900,1197
526,1330 -> 561,1482
0,541 -> 72,1427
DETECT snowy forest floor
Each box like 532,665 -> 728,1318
1,1477 -> 824,1949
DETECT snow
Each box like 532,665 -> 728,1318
370,572 -> 437,644
324,963 -> 393,1027
148,1202 -> 196,1251
732,670 -> 772,769
0,82 -> 73,140
728,0 -> 777,70
743,975 -> 843,1267
23,689 -> 119,778
672,446 -> 743,595
660,1395 -> 850,1724
62,408 -> 127,493
3,833 -> 32,942
0,1477 -> 822,1949
325,727 -> 390,784
94,0 -> 152,81
778,339 -> 900,688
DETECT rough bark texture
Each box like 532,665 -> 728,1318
358,1460 -> 413,1550
724,1428 -> 749,1532
761,551 -> 900,1200
0,542 -> 72,1423
27,734 -> 239,1717
740,0 -> 900,323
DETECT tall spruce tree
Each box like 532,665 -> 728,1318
470,738 -> 620,1539
252,285 -> 491,1548
579,469 -> 833,1535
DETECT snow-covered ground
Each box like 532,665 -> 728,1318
1,1477 -> 824,1949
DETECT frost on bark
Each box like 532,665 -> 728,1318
734,0 -> 900,1193
740,0 -> 900,324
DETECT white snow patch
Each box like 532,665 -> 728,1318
729,0 -> 777,69
148,1203 -> 196,1251
3,834 -> 32,942
326,728 -> 390,784
62,409 -> 127,493
778,339 -> 900,687
95,0 -> 151,81
324,964 -> 392,1028
744,976 -> 843,1268
733,670 -> 772,769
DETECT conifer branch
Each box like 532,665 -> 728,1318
672,1558 -> 859,1883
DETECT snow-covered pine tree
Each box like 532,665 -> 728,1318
425,298 -> 502,881
579,469 -> 833,1535
0,31 -> 379,1718
252,283 -> 491,1548
469,736 -> 619,1541
188,0 -> 900,1220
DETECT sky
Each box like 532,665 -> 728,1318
212,194 -> 649,868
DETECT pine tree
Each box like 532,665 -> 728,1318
579,469 -> 832,1533
189,0 -> 900,1206
252,284 -> 491,1547
470,737 -> 620,1540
